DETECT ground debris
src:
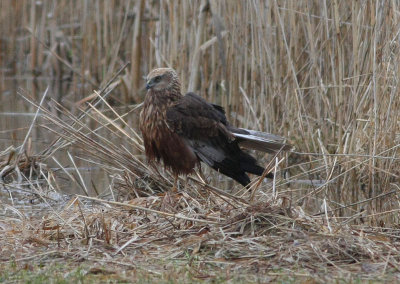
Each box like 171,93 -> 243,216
2,178 -> 400,281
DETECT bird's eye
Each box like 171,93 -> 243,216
154,76 -> 162,82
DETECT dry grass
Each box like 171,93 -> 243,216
1,0 -> 400,282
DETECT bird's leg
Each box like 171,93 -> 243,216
172,172 -> 178,192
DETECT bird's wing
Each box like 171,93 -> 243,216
166,92 -> 258,185
166,92 -> 291,154
166,92 -> 230,140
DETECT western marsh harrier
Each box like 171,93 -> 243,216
139,68 -> 290,190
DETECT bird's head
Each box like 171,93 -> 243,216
145,68 -> 180,92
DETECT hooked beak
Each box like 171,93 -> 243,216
146,80 -> 154,90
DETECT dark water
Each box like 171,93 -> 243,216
0,76 -> 112,197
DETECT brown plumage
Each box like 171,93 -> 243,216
139,68 -> 290,189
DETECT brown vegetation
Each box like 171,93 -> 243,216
1,1 -> 399,282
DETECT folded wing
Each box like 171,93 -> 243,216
166,92 -> 289,186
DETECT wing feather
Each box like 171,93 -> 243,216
166,92 -> 229,139
166,92 -> 268,186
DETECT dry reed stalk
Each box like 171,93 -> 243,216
130,0 -> 145,103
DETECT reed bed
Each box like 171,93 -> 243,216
1,0 -> 400,281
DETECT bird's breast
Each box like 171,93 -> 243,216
139,103 -> 197,175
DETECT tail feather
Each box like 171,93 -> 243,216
239,151 -> 274,179
231,128 -> 291,153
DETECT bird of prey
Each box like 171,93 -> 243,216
139,68 -> 290,190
